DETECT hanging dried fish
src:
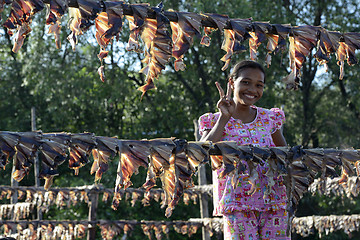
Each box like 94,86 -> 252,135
125,3 -> 149,52
214,141 -> 242,182
332,32 -> 360,80
338,149 -> 360,185
39,133 -> 70,189
95,2 -> 124,82
112,140 -> 150,210
3,0 -> 44,52
138,3 -> 173,97
144,138 -> 176,212
265,24 -> 291,67
67,0 -> 97,51
249,21 -> 272,61
200,13 -> 229,47
313,28 -> 337,71
142,223 -> 153,240
12,132 -> 42,182
170,11 -> 202,71
46,0 -> 67,49
91,136 -> 118,183
283,26 -> 319,89
0,131 -> 19,169
68,133 -> 96,175
220,18 -> 252,71
166,139 -> 206,217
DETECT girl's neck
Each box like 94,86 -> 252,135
232,104 -> 257,123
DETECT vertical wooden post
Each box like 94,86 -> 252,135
87,188 -> 99,240
32,107 -> 42,220
194,120 -> 211,240
10,161 -> 18,205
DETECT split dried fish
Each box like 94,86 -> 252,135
138,3 -> 173,97
170,11 -> 202,71
46,0 -> 67,49
283,26 -> 319,89
220,18 -> 252,71
200,13 -> 229,47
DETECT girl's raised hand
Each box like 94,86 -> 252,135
215,81 -> 235,119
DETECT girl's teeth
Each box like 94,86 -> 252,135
245,94 -> 255,99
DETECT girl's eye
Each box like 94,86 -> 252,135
242,81 -> 249,84
257,84 -> 264,88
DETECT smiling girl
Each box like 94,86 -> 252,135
199,60 -> 289,240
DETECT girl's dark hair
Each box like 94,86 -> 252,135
229,60 -> 266,83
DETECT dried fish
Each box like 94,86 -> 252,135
138,3 -> 173,97
170,11 -> 202,71
220,18 -> 251,71
284,26 -> 319,89
125,3 -> 149,52
68,133 -> 96,175
46,0 -> 67,49
249,21 -> 272,61
200,13 -> 229,47
3,0 -> 44,52
91,136 -> 118,183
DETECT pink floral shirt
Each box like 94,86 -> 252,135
198,106 -> 287,216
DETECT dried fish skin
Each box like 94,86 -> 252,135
313,28 -> 337,69
12,23 -> 31,53
68,133 -> 96,175
170,11 -> 202,71
137,5 -> 172,97
0,131 -> 19,168
103,1 -> 124,40
144,138 -> 175,191
125,3 -> 149,52
220,18 -> 251,71
67,7 -> 92,50
77,0 -> 102,21
283,26 -> 319,90
215,141 -> 241,179
185,141 -> 212,172
200,13 -> 229,46
116,140 -> 150,192
166,141 -> 208,217
249,21 -> 272,61
4,0 -> 44,45
46,0 -> 68,49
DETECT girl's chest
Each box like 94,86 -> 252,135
222,118 -> 274,147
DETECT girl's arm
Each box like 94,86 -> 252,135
271,129 -> 287,146
200,115 -> 230,142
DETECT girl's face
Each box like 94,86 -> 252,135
231,67 -> 265,106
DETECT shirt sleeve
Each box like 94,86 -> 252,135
198,113 -> 218,136
269,108 -> 285,134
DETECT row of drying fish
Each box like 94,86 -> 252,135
0,202 -> 33,220
2,220 -> 88,240
1,131 -> 360,219
0,219 -> 204,240
308,176 -> 360,199
0,186 -> 200,212
3,215 -> 359,239
2,175 -> 358,222
292,214 -> 360,238
2,0 -> 360,93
